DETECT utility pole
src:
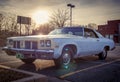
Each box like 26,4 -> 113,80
67,3 -> 75,26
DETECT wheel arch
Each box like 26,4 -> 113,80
62,44 -> 77,58
98,45 -> 109,60
104,46 -> 110,51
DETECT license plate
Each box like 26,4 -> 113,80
16,53 -> 24,59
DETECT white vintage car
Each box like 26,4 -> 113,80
3,27 -> 115,68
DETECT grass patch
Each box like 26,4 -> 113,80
0,67 -> 32,82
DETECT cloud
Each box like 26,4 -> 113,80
1,0 -> 119,12
0,0 -> 63,8
0,0 -> 120,24
0,0 -> 64,15
70,0 -> 120,24
0,0 -> 9,6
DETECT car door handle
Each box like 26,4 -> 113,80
97,39 -> 99,41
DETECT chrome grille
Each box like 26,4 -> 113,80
25,41 -> 38,49
25,41 -> 31,49
17,41 -> 20,48
13,41 -> 20,48
13,41 -> 16,48
32,41 -> 38,49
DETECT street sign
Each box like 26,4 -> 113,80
17,16 -> 31,25
17,16 -> 31,35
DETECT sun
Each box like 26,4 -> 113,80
32,10 -> 50,25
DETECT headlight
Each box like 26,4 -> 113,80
45,40 -> 51,47
7,39 -> 13,48
9,39 -> 14,45
40,40 -> 51,47
40,40 -> 44,47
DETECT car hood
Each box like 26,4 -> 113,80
8,34 -> 81,40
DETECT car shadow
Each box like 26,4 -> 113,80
17,63 -> 37,72
17,56 -> 114,78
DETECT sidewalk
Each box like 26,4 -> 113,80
0,64 -> 70,82
108,45 -> 120,58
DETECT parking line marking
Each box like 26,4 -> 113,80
0,60 -> 21,65
60,59 -> 120,79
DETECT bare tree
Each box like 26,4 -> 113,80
0,13 -> 19,46
0,14 -> 3,32
0,13 -> 18,33
33,23 -> 54,35
88,23 -> 98,30
50,9 -> 69,28
0,12 -> 20,36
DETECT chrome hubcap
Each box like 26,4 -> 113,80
102,49 -> 106,57
62,53 -> 71,65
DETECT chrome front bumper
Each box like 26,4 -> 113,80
2,47 -> 54,60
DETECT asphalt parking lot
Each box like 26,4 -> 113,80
0,46 -> 120,82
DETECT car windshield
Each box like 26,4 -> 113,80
49,27 -> 83,36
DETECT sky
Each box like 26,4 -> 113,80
0,0 -> 120,25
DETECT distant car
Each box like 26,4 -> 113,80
3,27 -> 115,68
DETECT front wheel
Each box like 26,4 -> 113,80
21,58 -> 36,64
54,46 -> 73,68
98,48 -> 107,60
5,50 -> 16,56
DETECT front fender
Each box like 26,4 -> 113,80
53,42 -> 78,59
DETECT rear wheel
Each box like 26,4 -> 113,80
98,48 -> 107,60
54,46 -> 73,68
21,58 -> 35,64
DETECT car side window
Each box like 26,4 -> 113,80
84,28 -> 98,38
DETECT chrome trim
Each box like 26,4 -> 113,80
36,49 -> 54,53
3,47 -> 54,53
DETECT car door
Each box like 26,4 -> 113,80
83,28 -> 100,55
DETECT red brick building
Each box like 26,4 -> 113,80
98,20 -> 120,43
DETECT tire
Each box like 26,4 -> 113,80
54,46 -> 73,68
98,48 -> 107,60
21,58 -> 36,64
5,50 -> 16,56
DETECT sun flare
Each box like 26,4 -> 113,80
32,10 -> 50,25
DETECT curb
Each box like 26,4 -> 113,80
0,65 -> 48,82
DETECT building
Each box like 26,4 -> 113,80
98,20 -> 120,43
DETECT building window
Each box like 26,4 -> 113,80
110,35 -> 113,40
105,35 -> 109,38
